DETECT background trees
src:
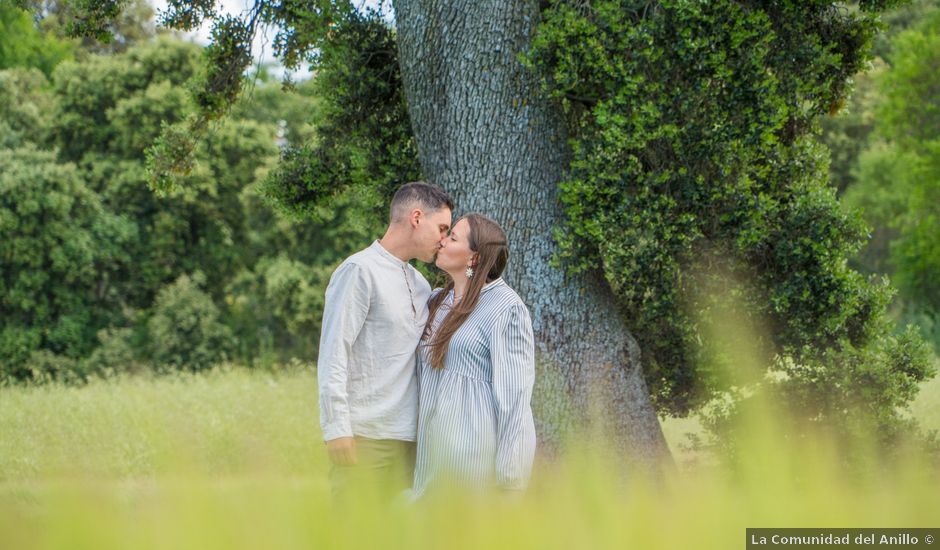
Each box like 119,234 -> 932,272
0,145 -> 135,380
0,10 -> 364,380
0,2 -> 73,77
827,0 -> 940,354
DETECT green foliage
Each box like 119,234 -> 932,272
196,15 -> 254,120
869,0 -> 940,59
232,75 -> 317,149
49,39 -> 286,308
225,179 -> 373,365
698,325 -> 938,465
878,17 -> 940,150
263,8 -> 421,221
260,0 -> 351,71
260,256 -> 330,335
147,273 -> 235,372
0,2 -> 73,76
49,36 -> 200,161
157,0 -> 217,32
63,0 -> 130,42
817,60 -> 886,194
1,26 -> 359,379
20,349 -> 83,384
226,255 -> 333,364
0,146 -> 136,380
137,1 -> 353,190
876,15 -> 940,312
528,0 -> 933,430
777,325 -> 935,439
837,7 -> 940,351
23,0 -> 155,55
82,326 -> 145,377
843,140 -> 916,273
0,67 -> 55,148
819,0 -> 940,195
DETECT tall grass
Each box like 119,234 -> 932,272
1,365 -> 938,550
0,367 -> 323,480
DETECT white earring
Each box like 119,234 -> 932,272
465,266 -> 474,278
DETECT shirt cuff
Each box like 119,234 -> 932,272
322,422 -> 354,442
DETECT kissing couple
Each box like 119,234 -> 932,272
317,181 -> 536,502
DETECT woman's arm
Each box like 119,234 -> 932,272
490,303 -> 537,491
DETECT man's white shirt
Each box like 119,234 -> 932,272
317,240 -> 431,442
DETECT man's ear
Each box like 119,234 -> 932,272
410,208 -> 422,229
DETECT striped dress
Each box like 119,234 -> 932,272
411,278 -> 537,497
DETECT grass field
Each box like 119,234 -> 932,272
1,365 -> 938,549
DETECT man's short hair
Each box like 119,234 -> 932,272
389,181 -> 454,222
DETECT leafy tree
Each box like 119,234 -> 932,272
525,1 -> 935,446
1,27 -> 351,378
82,326 -> 144,377
49,36 -> 200,162
819,0 -> 939,197
869,0 -> 940,59
839,8 -> 940,350
0,67 -> 55,148
20,0 -> 155,55
225,254 -> 333,365
231,71 -> 318,150
56,39 -> 352,368
879,12 -> 940,331
261,9 -> 421,220
0,146 -> 135,380
0,1 -> 73,76
48,39 -> 283,310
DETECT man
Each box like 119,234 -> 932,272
317,181 -> 454,499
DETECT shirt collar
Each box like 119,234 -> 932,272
481,277 -> 504,293
371,240 -> 408,267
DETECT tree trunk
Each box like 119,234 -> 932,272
394,0 -> 672,466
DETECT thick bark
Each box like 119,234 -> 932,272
393,0 -> 671,465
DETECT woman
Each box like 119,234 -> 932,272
411,213 -> 537,498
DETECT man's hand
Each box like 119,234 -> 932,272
326,436 -> 358,466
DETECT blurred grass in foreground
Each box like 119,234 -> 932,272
0,365 -> 938,550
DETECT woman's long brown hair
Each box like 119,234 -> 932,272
424,213 -> 509,369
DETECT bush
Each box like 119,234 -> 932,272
147,273 -> 234,372
22,350 -> 83,384
83,327 -> 147,377
224,256 -> 333,366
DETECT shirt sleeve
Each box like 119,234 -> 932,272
317,261 -> 371,441
490,302 -> 537,491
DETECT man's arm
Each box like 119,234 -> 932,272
317,262 -> 371,464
